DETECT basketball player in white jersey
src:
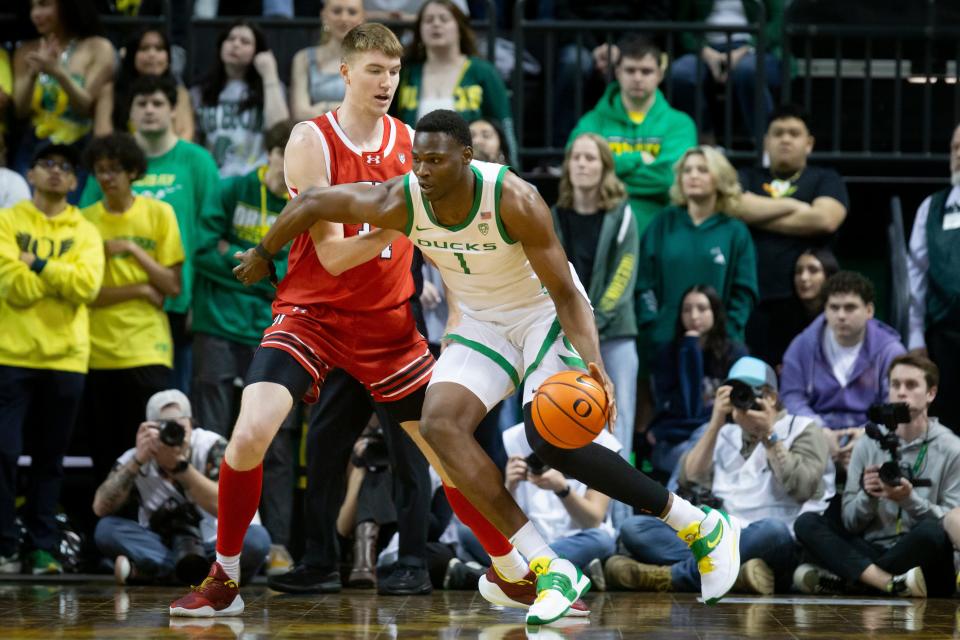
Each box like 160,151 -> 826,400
236,110 -> 742,625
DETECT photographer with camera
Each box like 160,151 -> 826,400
455,423 -> 618,587
793,354 -> 960,597
606,356 -> 832,595
92,390 -> 270,585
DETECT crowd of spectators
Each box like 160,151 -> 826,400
1,0 -> 959,601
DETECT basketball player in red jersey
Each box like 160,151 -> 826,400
170,24 -> 547,618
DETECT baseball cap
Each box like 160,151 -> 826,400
31,141 -> 80,170
146,389 -> 192,422
724,356 -> 778,392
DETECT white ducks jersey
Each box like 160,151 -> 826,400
403,160 -> 555,323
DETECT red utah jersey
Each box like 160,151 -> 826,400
277,112 -> 415,312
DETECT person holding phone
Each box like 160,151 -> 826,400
454,423 -> 620,590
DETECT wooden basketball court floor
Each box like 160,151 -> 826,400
0,578 -> 958,639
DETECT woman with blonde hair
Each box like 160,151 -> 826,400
289,0 -> 365,121
635,146 -> 758,357
551,132 -> 639,526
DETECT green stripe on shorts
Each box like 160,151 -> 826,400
445,333 -> 520,389
521,317 -> 563,387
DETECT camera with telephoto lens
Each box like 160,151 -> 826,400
149,498 -> 208,584
863,402 -> 932,488
728,379 -> 762,411
525,453 -> 550,475
158,420 -> 185,447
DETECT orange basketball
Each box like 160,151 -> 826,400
531,371 -> 609,449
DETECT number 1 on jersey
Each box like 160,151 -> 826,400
454,252 -> 471,274
359,223 -> 392,259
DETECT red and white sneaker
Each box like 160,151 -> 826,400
478,567 -> 590,617
169,562 -> 244,618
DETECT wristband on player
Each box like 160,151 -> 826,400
254,243 -> 275,261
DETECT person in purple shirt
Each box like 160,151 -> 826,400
780,271 -> 906,470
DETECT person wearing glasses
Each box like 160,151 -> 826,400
0,142 -> 104,575
79,132 -> 185,484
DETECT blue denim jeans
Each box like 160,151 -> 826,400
669,48 -> 782,143
618,514 -> 799,593
600,337 -> 639,527
94,515 -> 271,583
457,523 -> 615,571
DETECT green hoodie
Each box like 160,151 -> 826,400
569,85 -> 697,234
552,200 -> 639,340
191,167 -> 290,346
635,205 -> 758,347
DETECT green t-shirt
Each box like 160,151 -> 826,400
192,166 -> 290,346
80,140 -> 222,314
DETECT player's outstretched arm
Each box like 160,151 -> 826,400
282,121 -> 400,276
499,173 -> 617,425
234,178 -> 410,285
264,179 -> 407,255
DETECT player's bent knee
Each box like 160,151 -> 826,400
418,412 -> 463,446
228,418 -> 277,462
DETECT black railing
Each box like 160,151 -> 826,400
511,0 -> 768,169
2,4 -> 956,173
781,22 -> 960,163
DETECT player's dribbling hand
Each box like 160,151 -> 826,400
233,248 -> 269,285
587,362 -> 617,431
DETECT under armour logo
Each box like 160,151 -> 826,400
364,154 -> 382,165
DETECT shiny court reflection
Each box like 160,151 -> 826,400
0,582 -> 956,639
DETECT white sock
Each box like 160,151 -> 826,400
489,547 -> 529,582
661,494 -> 705,532
508,522 -> 557,562
216,552 -> 241,582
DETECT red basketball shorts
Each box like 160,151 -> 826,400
259,301 -> 434,403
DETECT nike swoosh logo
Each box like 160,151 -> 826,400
704,519 -> 724,550
415,225 -> 433,231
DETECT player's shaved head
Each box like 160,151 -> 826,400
415,109 -> 473,149
342,23 -> 403,63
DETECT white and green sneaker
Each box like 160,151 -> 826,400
677,506 -> 741,605
525,557 -> 591,626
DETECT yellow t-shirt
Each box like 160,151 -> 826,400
83,196 -> 185,369
627,110 -> 646,125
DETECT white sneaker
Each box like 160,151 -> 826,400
889,566 -> 927,598
0,553 -> 20,574
525,557 -> 591,626
265,544 -> 293,577
677,507 -> 741,605
114,555 -> 133,585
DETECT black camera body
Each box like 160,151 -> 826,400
525,453 -> 550,475
149,498 -> 208,584
158,420 -> 185,447
351,430 -> 390,471
728,379 -> 762,411
863,402 -> 931,488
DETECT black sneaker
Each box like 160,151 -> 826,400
378,564 -> 432,595
267,564 -> 342,594
443,558 -> 485,591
